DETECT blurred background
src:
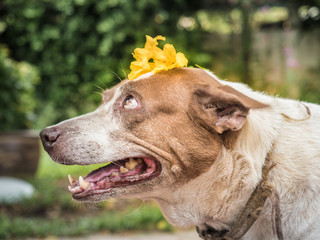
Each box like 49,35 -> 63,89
0,0 -> 319,239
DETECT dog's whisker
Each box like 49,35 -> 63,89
92,83 -> 105,93
112,161 -> 122,167
119,61 -> 128,81
124,199 -> 146,217
95,77 -> 108,90
111,71 -> 123,83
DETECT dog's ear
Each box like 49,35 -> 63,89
190,84 -> 268,134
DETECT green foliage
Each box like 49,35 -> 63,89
2,0 -> 319,130
0,172 -> 172,239
2,178 -> 74,216
0,150 -> 172,238
0,205 -> 170,239
36,148 -> 106,179
1,0 -> 206,129
298,68 -> 320,104
0,45 -> 40,130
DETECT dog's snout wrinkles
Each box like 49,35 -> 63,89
40,127 -> 61,149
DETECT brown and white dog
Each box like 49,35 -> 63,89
40,68 -> 320,239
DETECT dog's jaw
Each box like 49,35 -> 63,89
151,146 -> 259,231
68,157 -> 162,201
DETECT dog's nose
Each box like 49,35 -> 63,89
40,127 -> 61,149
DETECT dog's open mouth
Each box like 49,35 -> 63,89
67,157 -> 161,200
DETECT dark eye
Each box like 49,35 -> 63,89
123,95 -> 139,109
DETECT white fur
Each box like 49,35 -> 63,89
133,72 -> 154,81
48,85 -> 145,166
134,71 -> 320,239
45,69 -> 320,239
159,71 -> 320,239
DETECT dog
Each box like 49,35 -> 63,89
40,67 -> 320,239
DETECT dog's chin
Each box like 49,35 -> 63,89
67,157 -> 162,202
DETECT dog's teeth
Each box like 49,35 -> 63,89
125,162 -> 130,169
68,186 -> 72,191
72,186 -> 82,194
125,158 -> 135,170
111,172 -> 119,177
79,176 -> 90,190
125,158 -> 140,170
120,166 -> 129,174
137,158 -> 143,164
68,174 -> 75,185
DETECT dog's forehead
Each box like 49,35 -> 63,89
133,67 -> 221,85
101,68 -> 222,104
126,68 -> 221,94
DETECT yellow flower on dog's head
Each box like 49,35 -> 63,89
128,35 -> 188,80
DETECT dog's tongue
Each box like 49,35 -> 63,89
84,164 -> 119,182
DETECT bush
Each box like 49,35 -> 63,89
0,45 -> 40,130
1,0 -> 207,129
0,173 -> 172,239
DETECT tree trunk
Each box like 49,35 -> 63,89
241,2 -> 252,86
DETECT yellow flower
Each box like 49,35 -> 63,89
128,35 -> 188,80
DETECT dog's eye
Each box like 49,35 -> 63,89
123,95 -> 138,109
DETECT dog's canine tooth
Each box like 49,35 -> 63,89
68,174 -> 75,185
120,166 -> 129,173
79,176 -> 90,190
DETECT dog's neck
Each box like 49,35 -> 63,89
153,104 -> 282,232
196,152 -> 283,240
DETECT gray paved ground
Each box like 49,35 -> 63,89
46,230 -> 199,240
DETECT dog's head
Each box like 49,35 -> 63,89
40,67 -> 266,227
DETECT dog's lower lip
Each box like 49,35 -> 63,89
68,157 -> 161,200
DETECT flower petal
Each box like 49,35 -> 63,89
176,52 -> 188,67
128,35 -> 188,80
163,44 -> 177,66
